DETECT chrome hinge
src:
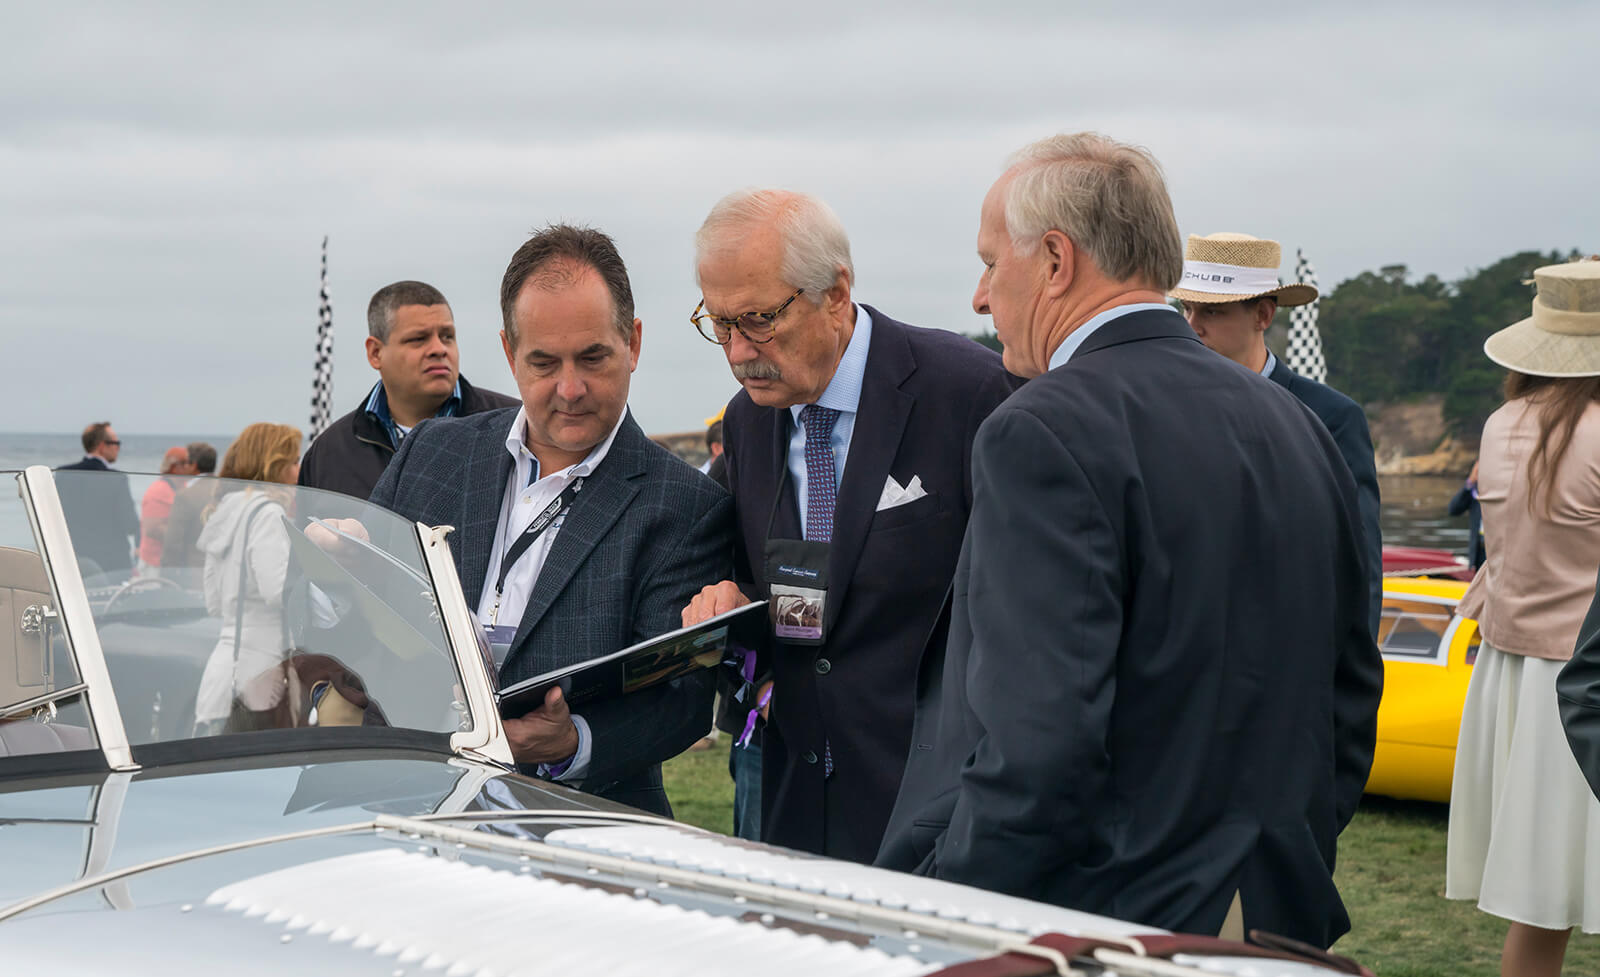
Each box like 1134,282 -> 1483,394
20,603 -> 57,635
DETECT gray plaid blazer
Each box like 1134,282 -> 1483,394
370,408 -> 733,816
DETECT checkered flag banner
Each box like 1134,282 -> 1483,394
1286,248 -> 1327,384
309,235 -> 334,440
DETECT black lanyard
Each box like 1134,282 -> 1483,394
489,477 -> 583,625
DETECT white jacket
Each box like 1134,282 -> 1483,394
194,490 -> 292,724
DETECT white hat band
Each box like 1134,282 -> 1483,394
1179,260 -> 1283,296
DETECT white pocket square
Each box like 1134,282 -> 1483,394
877,474 -> 927,512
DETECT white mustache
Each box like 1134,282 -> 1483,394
732,361 -> 782,381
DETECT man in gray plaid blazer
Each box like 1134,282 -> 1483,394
371,225 -> 733,816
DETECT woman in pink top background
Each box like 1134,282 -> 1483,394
1447,258 -> 1600,977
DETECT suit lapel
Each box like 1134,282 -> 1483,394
825,310 -> 915,630
1266,358 -> 1299,393
457,416 -> 517,609
505,415 -> 646,666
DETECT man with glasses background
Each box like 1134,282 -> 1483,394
681,189 -> 1016,863
56,421 -> 140,577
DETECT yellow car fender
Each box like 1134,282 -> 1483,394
1365,577 -> 1477,803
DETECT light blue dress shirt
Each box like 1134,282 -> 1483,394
364,378 -> 464,447
787,303 -> 872,531
1260,349 -> 1279,378
1047,303 -> 1176,371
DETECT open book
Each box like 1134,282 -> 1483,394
496,601 -> 767,719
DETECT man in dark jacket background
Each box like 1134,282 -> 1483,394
299,280 -> 517,498
1174,232 -> 1383,637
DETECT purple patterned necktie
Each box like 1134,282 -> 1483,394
799,403 -> 840,778
800,404 -> 841,543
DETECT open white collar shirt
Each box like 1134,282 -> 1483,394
787,303 -> 872,530
477,405 -> 626,783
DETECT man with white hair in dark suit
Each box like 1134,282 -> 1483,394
877,133 -> 1383,949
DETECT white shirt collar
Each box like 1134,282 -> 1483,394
1260,349 -> 1278,378
789,303 -> 872,424
1047,302 -> 1176,371
503,406 -> 627,484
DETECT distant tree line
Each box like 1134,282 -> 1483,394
962,248 -> 1584,440
1315,249 -> 1581,438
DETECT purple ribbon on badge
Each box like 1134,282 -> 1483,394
737,685 -> 772,749
734,646 -> 767,749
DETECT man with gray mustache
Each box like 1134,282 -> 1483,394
681,188 -> 1017,862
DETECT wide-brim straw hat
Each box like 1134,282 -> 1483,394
1170,232 -> 1319,307
1484,258 -> 1600,378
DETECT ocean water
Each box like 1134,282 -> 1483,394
0,431 -> 233,476
0,431 -> 233,549
0,431 -> 1469,555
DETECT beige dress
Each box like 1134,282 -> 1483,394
1445,397 -> 1600,930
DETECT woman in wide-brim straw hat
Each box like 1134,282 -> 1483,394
1446,257 -> 1600,977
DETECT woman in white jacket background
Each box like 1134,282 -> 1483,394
192,423 -> 302,734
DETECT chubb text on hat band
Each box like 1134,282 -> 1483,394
1179,261 -> 1283,296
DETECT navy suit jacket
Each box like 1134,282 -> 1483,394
877,309 -> 1383,948
55,456 -> 139,576
370,409 -> 734,816
721,306 -> 1017,862
1268,361 -> 1383,636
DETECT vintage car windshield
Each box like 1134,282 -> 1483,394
0,476 -> 96,758
20,471 -> 470,751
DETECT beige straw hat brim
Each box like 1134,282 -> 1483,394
1170,281 -> 1319,308
1172,232 -> 1318,307
1483,259 -> 1600,378
1484,315 -> 1600,378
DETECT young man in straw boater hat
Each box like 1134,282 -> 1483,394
1172,232 -> 1382,638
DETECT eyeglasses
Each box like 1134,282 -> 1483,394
690,288 -> 804,345
103,439 -> 122,447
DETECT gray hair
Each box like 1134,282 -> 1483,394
367,280 -> 450,342
1003,132 -> 1183,292
694,189 -> 854,305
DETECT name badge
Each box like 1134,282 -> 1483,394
764,538 -> 830,647
483,624 -> 518,672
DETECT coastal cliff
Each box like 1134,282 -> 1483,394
1367,396 -> 1477,476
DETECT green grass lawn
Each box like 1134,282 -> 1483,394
664,742 -> 1599,976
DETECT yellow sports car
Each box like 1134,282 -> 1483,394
1366,576 -> 1478,803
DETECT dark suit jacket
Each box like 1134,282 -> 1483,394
369,408 -> 734,817
1268,361 -> 1383,636
1557,565 -> 1600,800
55,456 -> 139,576
300,375 -> 518,500
1448,482 -> 1486,569
876,309 -> 1383,948
721,306 -> 1017,863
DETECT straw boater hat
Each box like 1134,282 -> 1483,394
1170,232 -> 1319,307
1484,258 -> 1600,378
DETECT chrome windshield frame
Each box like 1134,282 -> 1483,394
11,468 -> 507,769
17,465 -> 138,771
418,522 -> 513,764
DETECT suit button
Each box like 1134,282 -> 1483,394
814,658 -> 831,675
802,750 -> 819,764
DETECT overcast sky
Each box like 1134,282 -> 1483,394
3,0 -> 1593,438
